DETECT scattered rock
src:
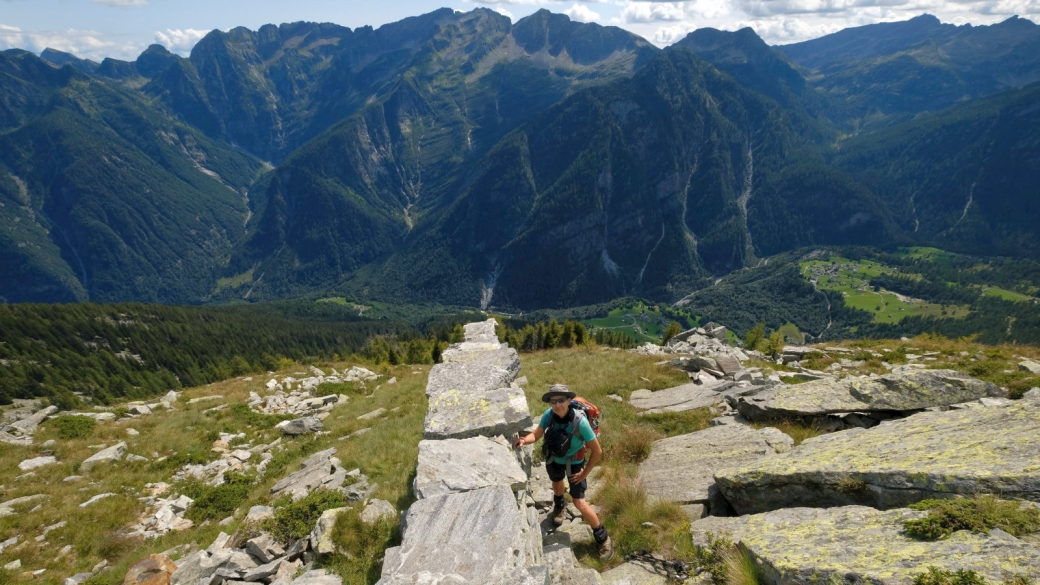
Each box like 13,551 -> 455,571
123,554 -> 177,585
127,428 -> 140,436
638,425 -> 792,517
245,505 -> 274,524
715,398 -> 1040,514
269,448 -> 371,502
309,508 -> 347,554
18,456 -> 57,471
600,559 -> 670,585
4,560 -> 21,570
543,542 -> 603,584
289,569 -> 342,585
606,394 -> 623,402
1019,360 -> 1040,375
81,442 -> 127,472
277,417 -> 323,436
79,493 -> 116,507
186,396 -> 223,405
413,437 -> 528,499
357,408 -> 385,421
690,506 -> 1040,584
360,499 -> 397,525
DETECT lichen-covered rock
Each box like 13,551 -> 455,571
277,417 -> 323,436
360,499 -> 397,525
600,559 -> 669,585
627,382 -> 728,414
638,425 -> 792,516
689,506 -> 1040,584
424,386 -> 533,440
733,369 -> 1003,420
543,543 -> 603,585
715,399 -> 1040,514
309,508 -> 347,554
426,354 -> 521,399
413,437 -> 528,499
378,484 -> 546,585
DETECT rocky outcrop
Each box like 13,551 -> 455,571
378,485 -> 547,585
732,369 -> 1004,421
277,417 -> 324,436
123,554 -> 177,585
1,405 -> 57,445
543,543 -> 603,585
690,505 -> 1040,584
638,425 -> 793,518
628,382 -> 730,414
424,386 -> 533,440
715,397 -> 1040,514
413,437 -> 528,499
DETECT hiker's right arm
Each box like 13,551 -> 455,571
513,426 -> 543,448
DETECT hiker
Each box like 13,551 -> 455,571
513,384 -> 613,560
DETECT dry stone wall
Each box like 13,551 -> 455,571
378,319 -> 549,585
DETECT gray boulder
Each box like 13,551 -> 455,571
733,369 -> 1004,420
9,405 -> 58,434
413,437 -> 528,499
378,484 -> 545,585
628,382 -> 729,414
291,570 -> 342,585
638,425 -> 792,517
543,543 -> 603,585
269,448 -> 347,501
690,506 -> 1040,584
424,386 -> 533,441
715,398 -> 1040,514
81,442 -> 127,472
277,417 -> 323,436
309,507 -> 348,554
600,559 -> 670,585
360,499 -> 397,525
463,318 -> 501,344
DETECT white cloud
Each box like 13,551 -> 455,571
619,1 -> 687,23
0,25 -> 143,61
565,2 -> 602,21
154,28 -> 209,55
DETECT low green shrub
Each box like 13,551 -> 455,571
694,533 -> 765,585
904,496 -> 1040,540
912,567 -> 987,585
50,415 -> 97,439
183,472 -> 254,522
835,477 -> 867,496
264,489 -> 350,544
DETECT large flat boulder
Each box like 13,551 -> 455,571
81,441 -> 127,471
638,425 -> 792,517
715,398 -> 1040,514
269,448 -> 348,501
690,506 -> 1040,584
378,484 -> 547,585
425,358 -> 521,399
463,319 -> 501,344
414,437 -> 528,499
628,382 -> 729,414
733,369 -> 1004,420
424,386 -> 533,440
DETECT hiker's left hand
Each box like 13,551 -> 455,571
569,470 -> 587,483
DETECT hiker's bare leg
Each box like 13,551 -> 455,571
552,480 -> 566,497
572,497 -> 600,529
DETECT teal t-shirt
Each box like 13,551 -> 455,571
539,407 -> 596,464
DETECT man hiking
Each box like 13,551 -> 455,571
513,384 -> 613,560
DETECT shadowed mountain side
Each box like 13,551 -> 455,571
0,50 -> 264,303
778,15 -> 1040,121
833,80 -> 1040,257
339,49 -> 896,309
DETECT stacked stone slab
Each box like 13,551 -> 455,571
380,319 -> 547,585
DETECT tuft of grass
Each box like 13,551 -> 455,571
912,567 -> 987,585
904,496 -> 1040,540
750,419 -> 824,446
49,415 -> 97,439
695,533 -> 765,585
607,425 -> 663,464
264,489 -> 350,545
588,466 -> 693,570
324,506 -> 400,584
835,477 -> 868,496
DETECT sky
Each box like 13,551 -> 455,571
1,0 -> 1037,62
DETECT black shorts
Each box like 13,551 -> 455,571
546,460 -> 587,500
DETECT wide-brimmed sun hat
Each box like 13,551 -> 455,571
541,383 -> 576,403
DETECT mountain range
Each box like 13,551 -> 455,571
2,8 -> 1039,309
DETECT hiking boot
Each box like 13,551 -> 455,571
598,535 -> 614,561
551,504 -> 566,527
